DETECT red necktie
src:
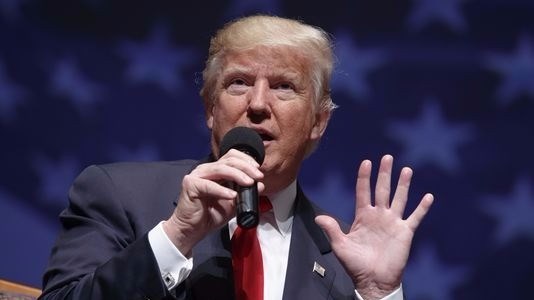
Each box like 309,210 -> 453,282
232,196 -> 272,300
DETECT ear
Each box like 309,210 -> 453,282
310,109 -> 331,140
205,102 -> 215,130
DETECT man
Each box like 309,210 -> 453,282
40,15 -> 433,300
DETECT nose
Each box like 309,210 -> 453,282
247,79 -> 271,123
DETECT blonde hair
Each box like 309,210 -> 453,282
200,15 -> 337,113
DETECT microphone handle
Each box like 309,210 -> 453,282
235,183 -> 259,229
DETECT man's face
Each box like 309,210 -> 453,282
206,46 -> 330,194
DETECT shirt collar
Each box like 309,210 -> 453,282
264,180 -> 296,234
229,181 -> 297,238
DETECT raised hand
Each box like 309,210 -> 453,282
315,155 -> 434,300
163,149 -> 264,255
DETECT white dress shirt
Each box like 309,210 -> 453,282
148,181 -> 403,300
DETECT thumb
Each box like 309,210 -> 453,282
315,215 -> 344,244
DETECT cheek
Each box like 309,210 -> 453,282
283,106 -> 314,134
213,97 -> 247,123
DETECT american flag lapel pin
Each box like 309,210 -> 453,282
313,261 -> 326,277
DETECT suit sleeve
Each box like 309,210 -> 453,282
39,165 -> 176,300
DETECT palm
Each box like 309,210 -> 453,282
315,155 -> 434,298
337,206 -> 414,286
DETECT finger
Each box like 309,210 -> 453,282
221,149 -> 263,179
193,163 -> 258,187
204,197 -> 236,224
355,160 -> 372,211
217,153 -> 264,180
221,149 -> 260,168
406,193 -> 434,230
257,181 -> 266,194
182,174 -> 237,200
390,167 -> 413,217
315,215 -> 345,244
375,154 -> 393,208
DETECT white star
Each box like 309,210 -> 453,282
33,155 -> 80,206
331,32 -> 387,102
110,144 -> 161,162
404,244 -> 468,300
118,26 -> 197,94
304,170 -> 354,223
224,0 -> 281,18
0,61 -> 26,122
406,0 -> 468,33
50,57 -> 102,114
387,99 -> 473,173
485,35 -> 534,105
482,177 -> 534,245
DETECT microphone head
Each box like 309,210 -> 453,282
219,127 -> 265,165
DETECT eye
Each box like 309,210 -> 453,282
226,77 -> 250,95
273,82 -> 295,91
230,78 -> 247,86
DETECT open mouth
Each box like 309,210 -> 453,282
259,133 -> 274,142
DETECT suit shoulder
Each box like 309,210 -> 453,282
90,159 -> 199,181
71,159 -> 202,226
75,159 -> 200,198
98,159 -> 199,173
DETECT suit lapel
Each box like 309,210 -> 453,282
282,185 -> 338,299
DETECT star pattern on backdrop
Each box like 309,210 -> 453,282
33,155 -> 81,206
387,99 -> 473,173
117,26 -> 197,94
0,61 -> 26,122
404,244 -> 468,300
49,57 -> 102,114
406,0 -> 467,33
482,176 -> 534,245
331,32 -> 387,102
2,1 -> 534,295
304,170 -> 355,223
485,34 -> 534,105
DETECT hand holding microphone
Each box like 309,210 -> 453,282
164,127 -> 264,254
219,127 -> 265,229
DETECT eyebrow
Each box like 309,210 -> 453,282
221,65 -> 302,82
220,66 -> 252,79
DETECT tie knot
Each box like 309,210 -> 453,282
259,196 -> 272,213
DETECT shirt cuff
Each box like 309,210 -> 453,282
148,221 -> 193,290
355,285 -> 403,300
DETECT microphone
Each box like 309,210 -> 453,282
219,127 -> 265,229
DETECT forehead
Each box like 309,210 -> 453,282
220,46 -> 312,79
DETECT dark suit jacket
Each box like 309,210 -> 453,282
40,159 -> 356,300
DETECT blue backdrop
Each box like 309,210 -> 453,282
1,0 -> 533,299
